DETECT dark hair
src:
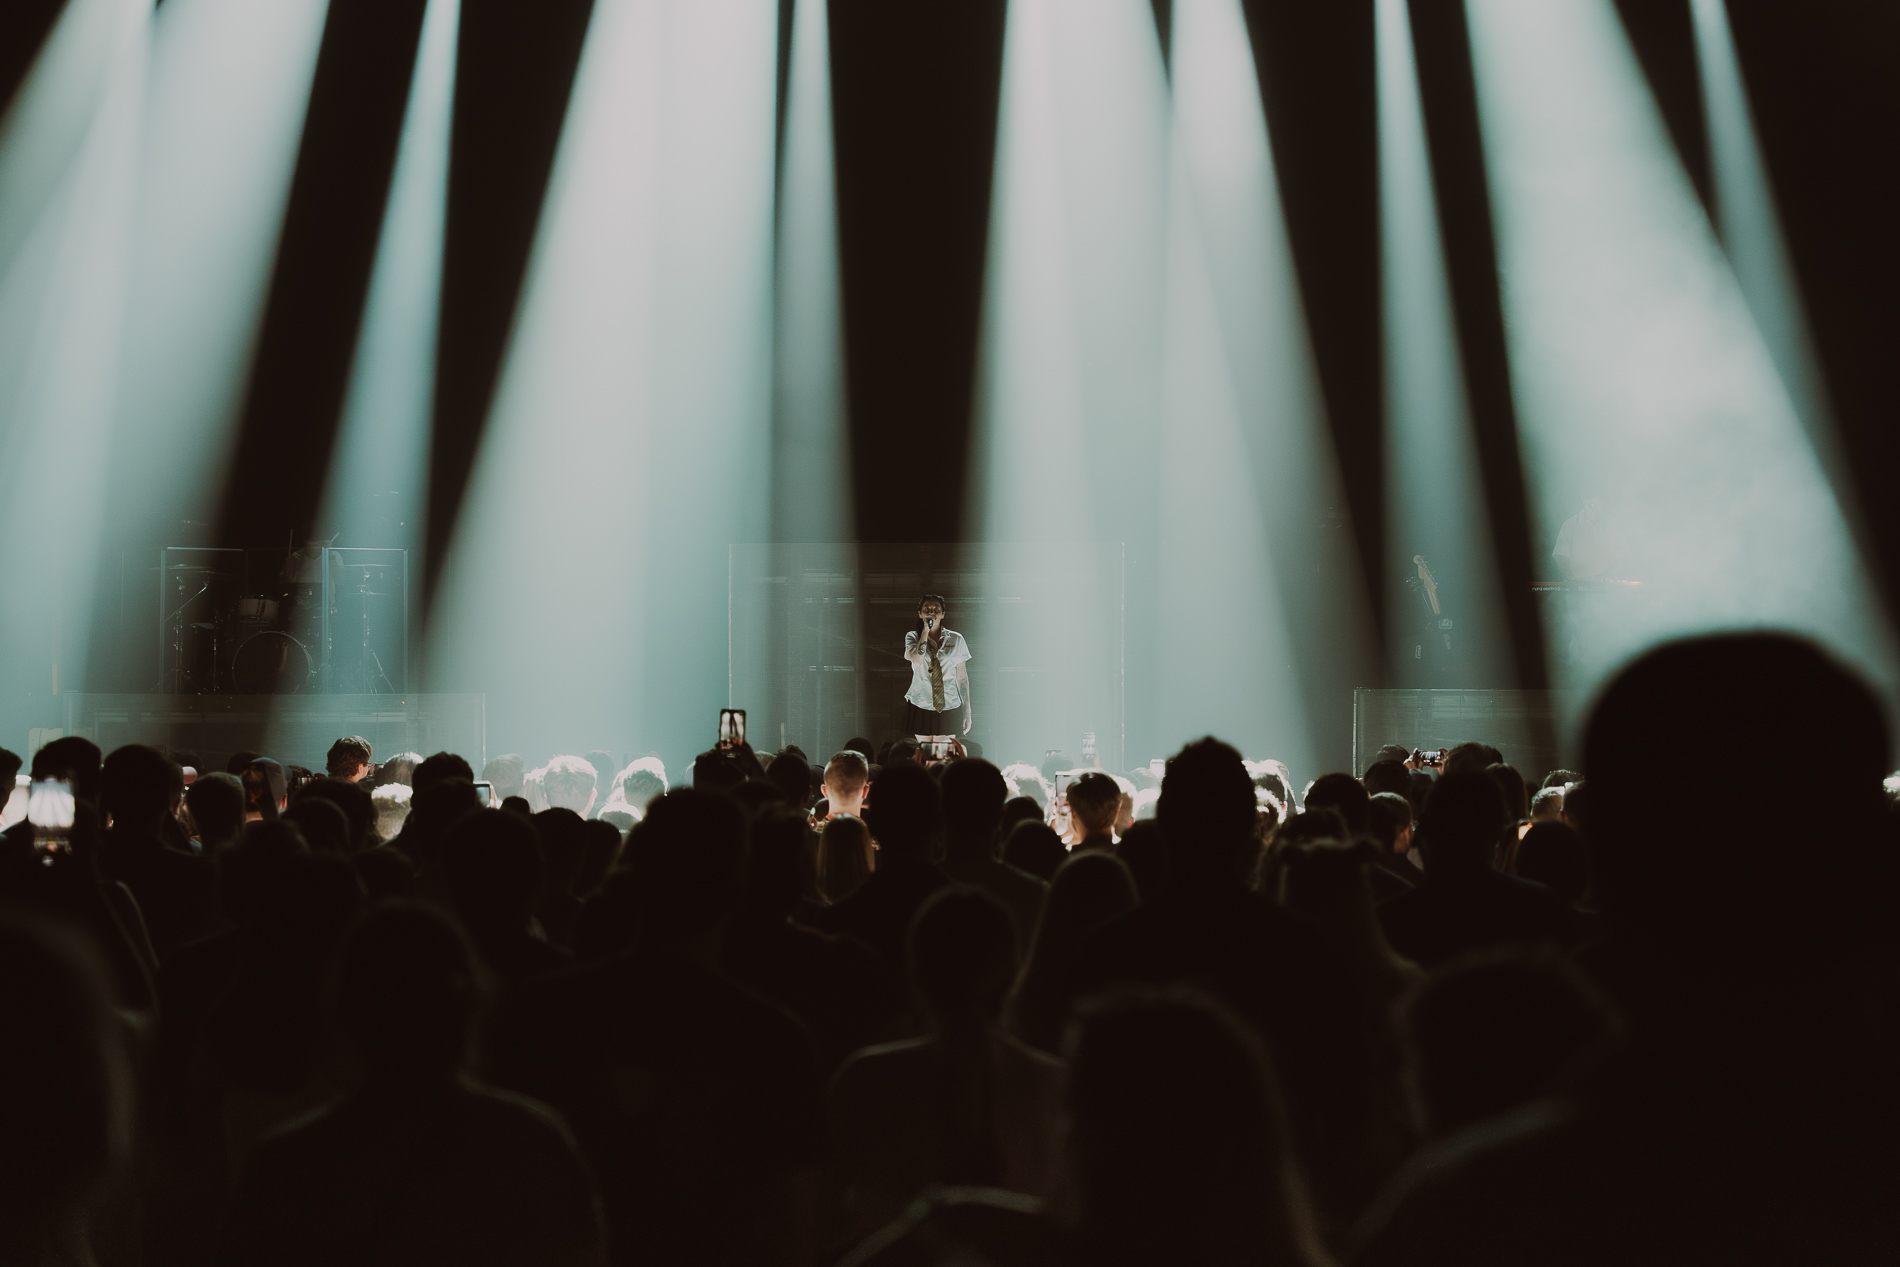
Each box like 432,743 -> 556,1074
1582,632 -> 1887,934
1512,820 -> 1590,905
1158,738 -> 1259,878
186,771 -> 249,851
941,759 -> 1008,837
1002,820 -> 1065,881
280,796 -> 351,856
1402,948 -> 1617,1137
1065,988 -> 1323,1264
1066,772 -> 1122,834
1486,763 -> 1529,822
1114,820 -> 1169,901
1442,742 -> 1502,778
337,905 -> 484,1083
629,788 -> 748,941
0,917 -> 129,1260
325,735 -> 372,777
863,763 -> 941,858
914,593 -> 947,641
443,810 -> 544,929
1363,759 -> 1412,799
818,816 -> 873,903
100,744 -> 177,824
1418,774 -> 1507,871
908,889 -> 1016,1184
1008,853 -> 1138,1053
999,795 -> 1043,835
413,752 -> 475,795
764,750 -> 812,809
573,818 -> 623,898
532,808 -> 589,889
1303,772 -> 1370,836
290,777 -> 375,854
1367,792 -> 1413,852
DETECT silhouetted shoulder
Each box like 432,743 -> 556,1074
223,1082 -> 601,1267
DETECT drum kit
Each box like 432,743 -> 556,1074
161,548 -> 403,695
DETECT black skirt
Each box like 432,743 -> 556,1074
904,700 -> 966,735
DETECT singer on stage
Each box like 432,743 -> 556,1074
903,593 -> 973,740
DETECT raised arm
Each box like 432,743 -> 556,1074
903,629 -> 927,666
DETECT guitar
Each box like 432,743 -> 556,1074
1413,555 -> 1453,655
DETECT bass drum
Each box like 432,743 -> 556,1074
232,630 -> 312,694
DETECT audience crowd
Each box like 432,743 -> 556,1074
1,631 -> 1896,1265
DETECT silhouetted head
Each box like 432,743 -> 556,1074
629,788 -> 748,944
1065,988 -> 1322,1264
1442,742 -> 1502,778
337,904 -> 484,1086
1001,820 -> 1065,881
1367,792 -> 1413,854
1363,759 -> 1411,799
101,744 -> 182,832
186,771 -> 248,851
1000,794 -> 1044,833
573,818 -> 623,897
1513,821 -> 1590,905
863,763 -> 942,860
1114,820 -> 1169,900
740,807 -> 810,916
1029,852 -> 1138,971
1274,808 -> 1349,849
1158,738 -> 1259,882
1402,948 -> 1618,1137
1584,633 -> 1887,941
822,750 -> 870,804
243,759 -> 287,821
396,779 -> 481,868
764,750 -> 812,809
1486,763 -> 1529,822
481,753 -> 526,800
281,795 -> 351,856
910,887 -> 1015,1029
325,735 -> 373,781
817,814 -> 873,903
30,737 -> 102,810
1066,772 -> 1122,839
942,758 -> 1008,845
1417,774 -> 1507,874
532,808 -> 588,890
413,752 -> 475,796
1303,773 -> 1370,836
292,777 -> 375,854
0,918 -> 132,1263
443,810 -> 543,931
220,822 -> 310,925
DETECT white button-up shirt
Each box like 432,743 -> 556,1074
903,629 -> 971,710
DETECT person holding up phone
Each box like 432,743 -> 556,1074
902,594 -> 973,743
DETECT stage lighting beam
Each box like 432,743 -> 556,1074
1465,0 -> 1893,712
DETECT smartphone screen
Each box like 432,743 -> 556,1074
719,708 -> 746,748
28,779 -> 75,855
474,781 -> 494,808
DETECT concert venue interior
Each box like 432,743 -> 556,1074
0,2 -> 1896,1265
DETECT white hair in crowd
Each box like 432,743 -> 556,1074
542,755 -> 599,813
370,782 -> 412,842
1001,763 -> 1052,809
